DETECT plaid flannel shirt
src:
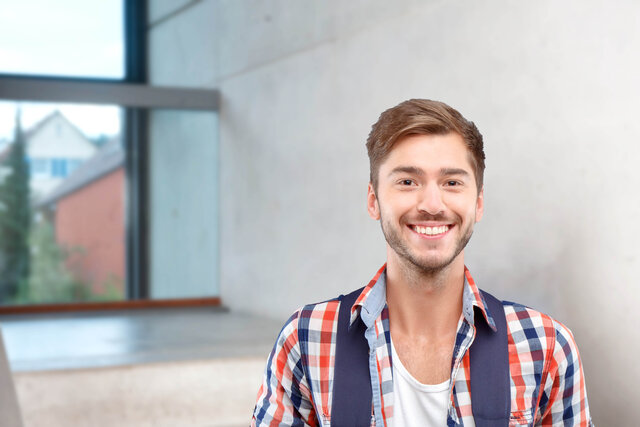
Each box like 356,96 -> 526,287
253,265 -> 593,426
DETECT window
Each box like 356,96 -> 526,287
29,158 -> 49,175
0,1 -> 220,310
51,158 -> 68,177
0,0 -> 125,79
0,101 -> 125,304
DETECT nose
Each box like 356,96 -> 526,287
417,183 -> 445,215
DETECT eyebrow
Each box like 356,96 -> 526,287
387,166 -> 471,178
387,166 -> 424,177
440,168 -> 470,177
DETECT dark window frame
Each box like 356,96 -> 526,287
0,0 -> 220,312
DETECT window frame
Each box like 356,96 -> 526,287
0,0 -> 220,313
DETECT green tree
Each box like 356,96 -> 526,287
0,111 -> 31,302
21,219 -> 83,303
24,219 -> 121,303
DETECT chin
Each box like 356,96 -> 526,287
405,254 -> 459,274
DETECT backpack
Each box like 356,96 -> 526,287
330,287 -> 510,427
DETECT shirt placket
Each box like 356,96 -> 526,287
447,318 -> 476,426
365,323 -> 385,426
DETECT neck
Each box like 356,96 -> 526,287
385,250 -> 465,339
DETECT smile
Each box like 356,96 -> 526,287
410,224 -> 451,237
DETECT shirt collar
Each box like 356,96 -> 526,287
349,264 -> 497,332
463,266 -> 497,332
349,264 -> 387,328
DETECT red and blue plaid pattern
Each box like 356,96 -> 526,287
253,265 -> 593,426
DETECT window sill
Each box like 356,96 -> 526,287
1,307 -> 280,372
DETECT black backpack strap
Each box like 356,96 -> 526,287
330,287 -> 371,427
470,290 -> 511,426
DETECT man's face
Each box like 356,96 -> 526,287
367,133 -> 484,273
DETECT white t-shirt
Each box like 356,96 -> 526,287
391,340 -> 450,427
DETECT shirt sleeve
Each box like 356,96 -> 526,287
537,321 -> 594,426
252,310 -> 318,426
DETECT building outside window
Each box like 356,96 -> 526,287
0,0 -> 219,308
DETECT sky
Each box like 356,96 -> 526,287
0,0 -> 124,139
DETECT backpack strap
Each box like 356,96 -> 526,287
470,290 -> 511,426
331,287 -> 371,426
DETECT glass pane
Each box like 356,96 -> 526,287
0,0 -> 125,78
149,109 -> 219,299
0,101 -> 125,305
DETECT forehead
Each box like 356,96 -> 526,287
380,132 -> 474,173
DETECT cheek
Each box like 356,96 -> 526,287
376,195 -> 405,220
445,196 -> 478,220
382,195 -> 414,218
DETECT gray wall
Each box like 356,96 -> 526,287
147,0 -> 220,298
150,0 -> 640,423
148,110 -> 219,298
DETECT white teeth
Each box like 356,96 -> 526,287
414,225 -> 448,235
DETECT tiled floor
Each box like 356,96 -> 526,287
0,307 -> 283,372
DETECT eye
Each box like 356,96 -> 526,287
399,179 -> 414,186
445,180 -> 460,187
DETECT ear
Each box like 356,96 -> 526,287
367,183 -> 380,220
475,187 -> 484,223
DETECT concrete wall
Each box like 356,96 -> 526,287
147,1 -> 219,298
148,110 -> 219,299
150,0 -> 640,423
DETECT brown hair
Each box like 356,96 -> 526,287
366,99 -> 485,192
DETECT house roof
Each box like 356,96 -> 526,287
35,136 -> 124,208
24,110 -> 91,142
0,110 -> 92,162
24,110 -> 60,140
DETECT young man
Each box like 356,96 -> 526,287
253,99 -> 592,426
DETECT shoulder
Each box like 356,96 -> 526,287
299,295 -> 342,316
501,301 -> 583,373
502,301 -> 577,348
296,296 -> 343,340
275,296 -> 343,348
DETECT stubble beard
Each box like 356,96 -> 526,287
379,213 -> 474,276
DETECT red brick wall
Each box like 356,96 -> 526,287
55,168 -> 125,296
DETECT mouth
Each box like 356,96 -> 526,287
409,224 -> 453,238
